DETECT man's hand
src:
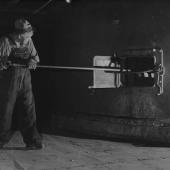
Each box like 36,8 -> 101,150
28,59 -> 37,70
0,58 -> 11,70
0,63 -> 7,70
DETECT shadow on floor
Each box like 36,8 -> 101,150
44,128 -> 170,148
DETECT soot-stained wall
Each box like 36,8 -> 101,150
45,1 -> 170,140
40,1 -> 168,118
31,1 -> 170,133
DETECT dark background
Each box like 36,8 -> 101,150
0,0 -> 170,139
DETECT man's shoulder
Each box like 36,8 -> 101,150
0,35 -> 17,48
0,35 -> 11,44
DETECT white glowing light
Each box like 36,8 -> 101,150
66,0 -> 71,3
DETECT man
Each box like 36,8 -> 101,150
0,18 -> 43,149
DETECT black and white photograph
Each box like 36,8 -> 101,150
0,0 -> 169,169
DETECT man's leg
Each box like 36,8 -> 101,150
18,70 -> 42,149
0,69 -> 17,146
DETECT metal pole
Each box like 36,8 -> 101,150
11,63 -> 156,74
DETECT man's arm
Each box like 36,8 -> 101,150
28,38 -> 40,69
29,39 -> 40,62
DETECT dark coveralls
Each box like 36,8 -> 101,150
0,36 -> 41,146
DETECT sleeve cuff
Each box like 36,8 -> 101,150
30,55 -> 40,63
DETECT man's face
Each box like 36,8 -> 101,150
19,31 -> 33,44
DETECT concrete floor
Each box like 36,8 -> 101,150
1,132 -> 170,170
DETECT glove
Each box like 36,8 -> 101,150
0,58 -> 11,70
27,59 -> 37,70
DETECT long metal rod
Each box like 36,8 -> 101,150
11,63 -> 156,73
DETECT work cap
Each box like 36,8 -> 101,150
14,18 -> 33,33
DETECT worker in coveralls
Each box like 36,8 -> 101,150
0,18 -> 43,149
